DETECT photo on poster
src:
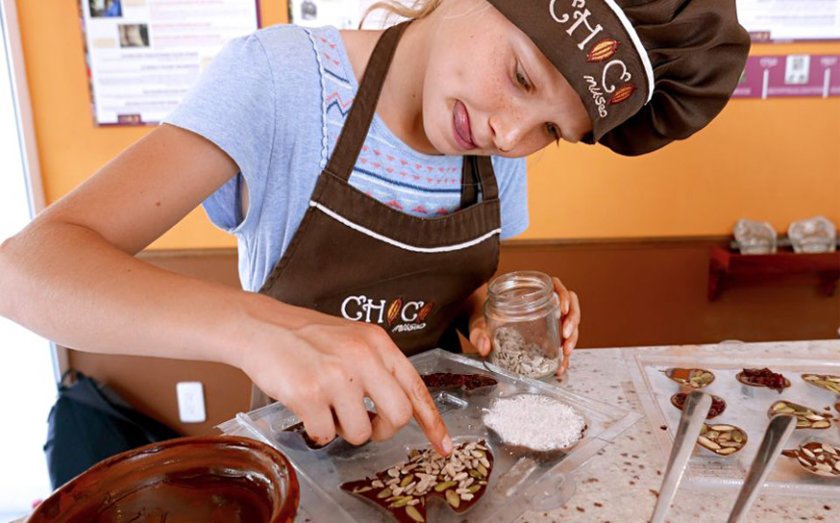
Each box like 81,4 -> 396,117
79,0 -> 260,125
118,24 -> 149,48
301,0 -> 318,21
785,55 -> 810,85
89,0 -> 122,18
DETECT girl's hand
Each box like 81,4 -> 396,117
239,308 -> 452,456
551,277 -> 580,376
468,277 -> 581,378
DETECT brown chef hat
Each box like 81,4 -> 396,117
485,0 -> 751,156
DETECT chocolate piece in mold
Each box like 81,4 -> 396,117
671,392 -> 726,419
697,423 -> 748,456
768,400 -> 834,430
735,368 -> 790,393
662,368 -> 715,389
340,440 -> 494,522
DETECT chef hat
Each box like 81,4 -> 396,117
485,0 -> 751,156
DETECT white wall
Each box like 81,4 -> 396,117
0,1 -> 56,519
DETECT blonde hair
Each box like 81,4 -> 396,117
361,0 -> 443,27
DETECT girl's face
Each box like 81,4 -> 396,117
422,0 -> 592,157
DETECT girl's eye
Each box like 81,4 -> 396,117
515,64 -> 530,90
545,123 -> 561,142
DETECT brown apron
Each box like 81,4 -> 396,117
251,22 -> 501,408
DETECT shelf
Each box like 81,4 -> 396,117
708,246 -> 840,300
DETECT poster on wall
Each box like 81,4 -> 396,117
732,54 -> 840,98
288,0 -> 398,29
81,0 -> 260,125
736,0 -> 840,41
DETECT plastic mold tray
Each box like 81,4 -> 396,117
626,347 -> 840,499
220,349 -> 640,522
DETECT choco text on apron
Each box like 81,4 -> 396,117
252,22 -> 501,408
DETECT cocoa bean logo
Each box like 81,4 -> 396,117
587,39 -> 619,63
386,298 -> 403,326
416,301 -> 434,323
609,84 -> 636,105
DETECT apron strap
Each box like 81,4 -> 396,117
324,21 -> 410,181
460,155 -> 499,207
460,156 -> 478,207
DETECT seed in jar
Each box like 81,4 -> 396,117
340,440 -> 494,522
767,400 -> 834,429
490,326 -> 559,378
662,368 -> 716,388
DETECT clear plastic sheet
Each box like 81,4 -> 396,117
219,349 -> 640,522
626,347 -> 840,498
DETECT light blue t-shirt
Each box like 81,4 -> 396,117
164,24 -> 529,291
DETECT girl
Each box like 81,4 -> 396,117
0,0 -> 749,456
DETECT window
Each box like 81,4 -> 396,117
0,0 -> 57,518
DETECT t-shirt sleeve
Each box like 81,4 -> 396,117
492,156 -> 529,239
162,33 -> 275,234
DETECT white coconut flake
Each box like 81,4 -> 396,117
483,395 -> 586,451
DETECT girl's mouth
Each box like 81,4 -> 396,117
452,100 -> 476,151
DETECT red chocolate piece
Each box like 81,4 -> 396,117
671,392 -> 727,419
421,372 -> 497,391
736,368 -> 791,393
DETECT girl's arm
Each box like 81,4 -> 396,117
0,124 -> 451,455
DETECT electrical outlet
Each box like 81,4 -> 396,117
176,381 -> 206,423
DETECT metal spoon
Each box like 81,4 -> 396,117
726,414 -> 797,523
651,390 -> 712,523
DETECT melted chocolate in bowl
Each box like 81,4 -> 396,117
29,436 -> 299,523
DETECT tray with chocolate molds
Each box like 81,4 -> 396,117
768,400 -> 834,429
219,349 -> 639,522
626,345 -> 840,499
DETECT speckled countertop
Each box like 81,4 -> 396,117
519,340 -> 840,523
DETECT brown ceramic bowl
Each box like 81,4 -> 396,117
29,435 -> 299,523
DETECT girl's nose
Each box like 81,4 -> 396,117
489,112 -> 524,154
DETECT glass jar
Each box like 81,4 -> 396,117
483,271 -> 562,378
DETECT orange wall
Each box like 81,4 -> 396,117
16,2 -> 840,248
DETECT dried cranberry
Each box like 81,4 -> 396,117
671,393 -> 727,419
739,368 -> 790,393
